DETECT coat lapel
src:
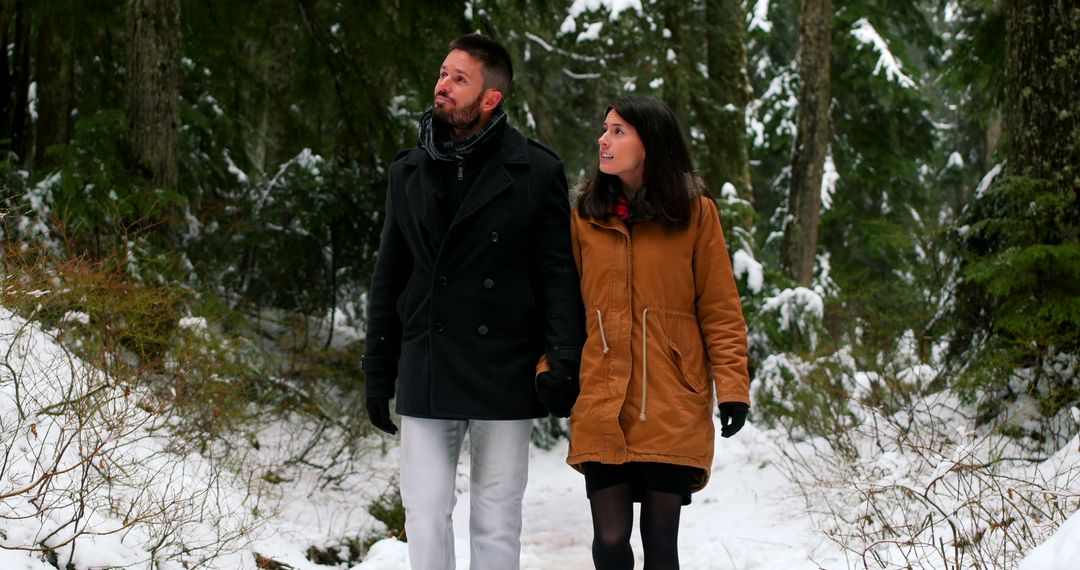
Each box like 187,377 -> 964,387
402,150 -> 450,245
449,127 -> 530,230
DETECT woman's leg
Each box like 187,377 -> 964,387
639,490 -> 683,570
589,482 -> 636,570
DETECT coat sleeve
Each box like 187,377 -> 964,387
529,159 -> 586,376
692,196 -> 751,405
534,212 -> 585,382
361,178 -> 413,399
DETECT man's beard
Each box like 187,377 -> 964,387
433,94 -> 483,134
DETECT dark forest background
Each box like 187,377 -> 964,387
0,0 -> 1076,445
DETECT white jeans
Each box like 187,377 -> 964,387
399,416 -> 533,570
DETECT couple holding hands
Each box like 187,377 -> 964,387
362,33 -> 750,570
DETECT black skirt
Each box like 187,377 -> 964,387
583,461 -> 703,506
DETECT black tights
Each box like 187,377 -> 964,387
589,482 -> 683,570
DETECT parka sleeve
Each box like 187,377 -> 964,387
692,196 -> 751,405
361,177 -> 413,399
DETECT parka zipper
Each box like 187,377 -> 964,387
640,307 -> 649,421
587,219 -> 649,422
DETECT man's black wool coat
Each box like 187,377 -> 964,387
362,124 -> 585,419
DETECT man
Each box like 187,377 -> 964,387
361,34 -> 584,570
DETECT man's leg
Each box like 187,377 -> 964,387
400,416 -> 468,570
466,419 -> 533,570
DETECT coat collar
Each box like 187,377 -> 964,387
586,213 -> 630,237
401,124 -> 531,242
401,123 -> 529,167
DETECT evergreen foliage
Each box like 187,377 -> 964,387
0,0 -> 1075,440
947,1 -> 1080,422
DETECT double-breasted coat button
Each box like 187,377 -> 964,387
435,322 -> 446,334
437,276 -> 448,286
483,278 -> 494,289
477,325 -> 489,336
490,232 -> 499,242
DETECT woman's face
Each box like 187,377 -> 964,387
598,109 -> 646,189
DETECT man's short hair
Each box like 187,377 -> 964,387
448,34 -> 513,98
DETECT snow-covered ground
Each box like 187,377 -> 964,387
353,420 -> 846,569
1,305 -> 1077,569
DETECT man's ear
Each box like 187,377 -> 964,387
482,89 -> 503,112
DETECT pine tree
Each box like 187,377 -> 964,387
952,0 -> 1080,417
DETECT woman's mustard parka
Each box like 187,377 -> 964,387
545,184 -> 751,492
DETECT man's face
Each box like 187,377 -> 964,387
433,49 -> 489,129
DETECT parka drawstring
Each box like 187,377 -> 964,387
595,309 -> 611,354
640,308 -> 649,421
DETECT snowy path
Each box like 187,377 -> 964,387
357,419 -> 844,569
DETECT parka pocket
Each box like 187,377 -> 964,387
662,310 -> 709,394
669,340 -> 707,394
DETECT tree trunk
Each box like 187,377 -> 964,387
125,0 -> 181,241
984,108 -> 1002,171
659,1 -> 692,136
1005,1 -> 1079,184
10,1 -> 30,163
33,5 -> 74,170
0,0 -> 14,148
704,0 -> 753,208
781,0 -> 832,287
255,17 -> 293,176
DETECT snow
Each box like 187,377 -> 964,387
1,303 -> 1077,570
577,21 -> 604,42
179,315 -> 209,330
61,311 -> 91,325
733,250 -> 764,294
947,150 -> 965,168
761,287 -> 824,345
28,82 -> 37,122
820,152 -> 837,210
748,66 -> 798,147
558,15 -> 577,35
560,0 -> 643,39
1020,501 -> 1080,570
353,421 -> 845,569
566,0 -> 643,20
975,161 -> 1005,198
748,0 -> 773,33
851,18 -> 917,89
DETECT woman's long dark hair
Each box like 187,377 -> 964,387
577,95 -> 700,230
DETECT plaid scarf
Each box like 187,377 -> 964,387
606,182 -> 654,226
418,106 -> 507,162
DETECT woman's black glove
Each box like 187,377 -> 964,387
718,402 -> 749,438
537,365 -> 579,418
366,396 -> 398,435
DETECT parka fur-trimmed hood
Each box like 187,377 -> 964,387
568,173 -> 708,208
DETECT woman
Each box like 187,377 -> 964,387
540,95 -> 751,569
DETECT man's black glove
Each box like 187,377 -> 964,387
537,366 -> 579,418
366,396 -> 398,435
718,402 -> 749,438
